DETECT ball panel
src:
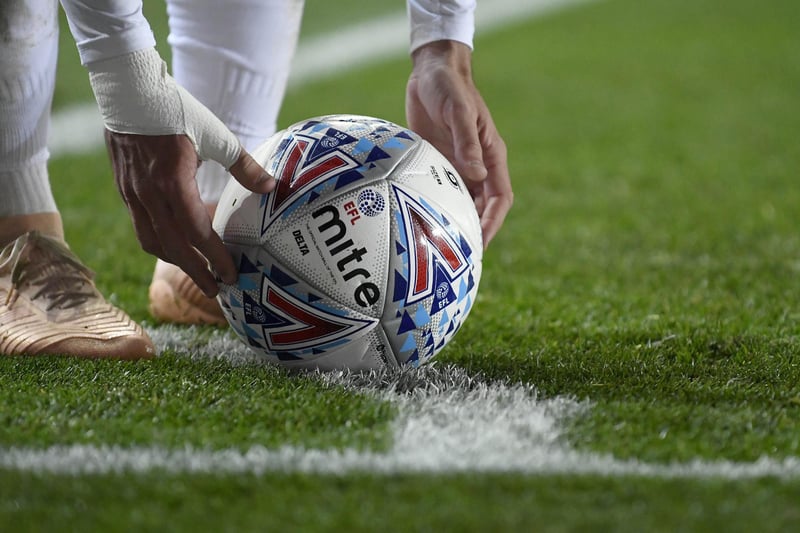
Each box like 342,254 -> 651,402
386,140 -> 483,254
381,181 -> 482,366
258,115 -> 421,238
218,243 -> 380,368
263,181 -> 392,319
213,178 -> 266,246
277,327 -> 397,372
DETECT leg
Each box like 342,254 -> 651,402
167,0 -> 304,204
150,0 -> 304,325
0,0 -> 153,358
0,0 -> 62,246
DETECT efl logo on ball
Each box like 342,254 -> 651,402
213,115 -> 483,371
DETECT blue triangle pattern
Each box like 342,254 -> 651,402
239,253 -> 259,274
415,305 -> 430,327
300,120 -> 321,131
382,137 -> 406,150
439,309 -> 450,327
400,334 -> 417,352
365,146 -> 391,164
424,334 -> 435,348
392,270 -> 408,303
270,265 -> 297,287
397,311 -> 416,334
459,234 -> 473,257
334,169 -> 364,190
353,137 -> 374,155
463,295 -> 473,315
238,274 -> 259,291
458,278 -> 469,301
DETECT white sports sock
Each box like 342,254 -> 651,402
0,0 -> 59,217
166,0 -> 304,204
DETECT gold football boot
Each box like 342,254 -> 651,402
0,231 -> 154,359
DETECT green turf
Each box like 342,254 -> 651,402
3,473 -> 800,533
5,0 -> 800,530
0,353 -> 392,450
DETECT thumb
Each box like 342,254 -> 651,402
173,86 -> 275,194
229,148 -> 276,194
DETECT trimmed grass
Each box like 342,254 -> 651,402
4,0 -> 800,531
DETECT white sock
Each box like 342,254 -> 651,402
0,0 -> 59,217
166,0 -> 305,204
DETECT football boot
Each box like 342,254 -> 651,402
148,259 -> 227,326
0,231 -> 155,358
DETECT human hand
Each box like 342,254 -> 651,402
406,40 -> 513,248
90,48 -> 274,297
105,132 -> 273,297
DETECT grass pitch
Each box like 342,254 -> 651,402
4,0 -> 800,531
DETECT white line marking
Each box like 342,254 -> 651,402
2,325 -> 800,479
47,0 -> 594,156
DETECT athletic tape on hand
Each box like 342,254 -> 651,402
88,48 -> 240,169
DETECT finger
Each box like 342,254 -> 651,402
160,237 -> 221,298
479,139 -> 513,248
132,175 -> 221,296
105,130 -> 168,260
229,148 -> 275,194
445,100 -> 488,184
479,193 -> 513,249
124,191 -> 168,260
165,176 -> 238,286
470,185 -> 487,218
150,214 -> 221,297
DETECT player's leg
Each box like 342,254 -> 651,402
0,0 -> 153,358
150,0 -> 304,325
0,0 -> 63,246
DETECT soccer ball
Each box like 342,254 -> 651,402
212,115 -> 483,371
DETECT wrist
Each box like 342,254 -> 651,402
88,48 -> 179,136
87,47 -> 240,169
411,40 -> 473,78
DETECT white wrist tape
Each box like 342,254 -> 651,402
87,48 -> 240,169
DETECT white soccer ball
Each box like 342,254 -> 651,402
213,114 -> 483,371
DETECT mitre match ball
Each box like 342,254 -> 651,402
213,115 -> 483,371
